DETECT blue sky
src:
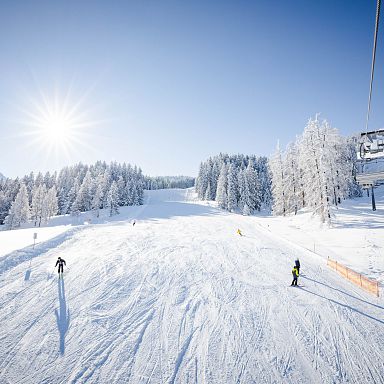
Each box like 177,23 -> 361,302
0,0 -> 382,178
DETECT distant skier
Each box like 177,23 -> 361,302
237,228 -> 243,236
132,220 -> 136,226
55,257 -> 66,278
291,265 -> 299,286
295,258 -> 300,274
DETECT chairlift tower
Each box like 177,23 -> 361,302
355,0 -> 384,210
356,131 -> 384,212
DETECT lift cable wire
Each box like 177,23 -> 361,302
365,0 -> 381,134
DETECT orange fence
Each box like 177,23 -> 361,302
327,258 -> 379,297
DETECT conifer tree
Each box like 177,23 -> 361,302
5,183 -> 30,229
107,181 -> 119,216
270,143 -> 286,216
244,159 -> 261,213
227,163 -> 238,212
92,176 -> 104,217
216,163 -> 228,209
70,178 -> 81,217
45,186 -> 59,220
31,184 -> 47,227
76,170 -> 93,212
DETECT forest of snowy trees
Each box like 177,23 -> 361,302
0,116 -> 363,229
144,176 -> 195,190
269,116 -> 361,222
0,161 -> 145,229
195,117 -> 361,222
195,154 -> 272,215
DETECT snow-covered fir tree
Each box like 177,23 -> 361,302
269,143 -> 286,216
70,178 -> 82,217
216,163 -> 228,209
227,163 -> 238,212
76,170 -> 94,212
0,190 -> 9,225
56,167 -> 73,215
91,175 -> 104,218
204,182 -> 212,201
45,186 -> 59,220
107,180 -> 119,216
31,184 -> 47,227
243,159 -> 261,214
4,183 -> 30,229
196,162 -> 210,200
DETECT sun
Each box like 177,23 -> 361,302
18,87 -> 99,160
15,83 -> 105,170
38,108 -> 75,145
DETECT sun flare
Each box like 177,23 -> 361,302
15,83 -> 106,171
39,109 -> 75,144
18,86 -> 101,164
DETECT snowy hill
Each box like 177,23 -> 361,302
0,188 -> 383,383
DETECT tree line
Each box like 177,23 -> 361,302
144,176 -> 195,190
195,154 -> 272,215
195,117 -> 361,222
0,161 -> 145,229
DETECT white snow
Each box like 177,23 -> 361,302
0,188 -> 383,383
254,186 -> 384,285
0,225 -> 71,259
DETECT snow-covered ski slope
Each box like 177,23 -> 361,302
0,189 -> 383,384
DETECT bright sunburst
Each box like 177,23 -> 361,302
18,86 -> 101,164
35,105 -> 76,145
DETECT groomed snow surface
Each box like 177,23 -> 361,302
0,188 -> 383,384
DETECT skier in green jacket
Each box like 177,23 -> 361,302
291,265 -> 299,286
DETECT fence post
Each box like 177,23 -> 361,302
359,274 -> 362,287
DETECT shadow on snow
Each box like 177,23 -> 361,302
55,278 -> 70,355
301,276 -> 384,310
299,287 -> 384,325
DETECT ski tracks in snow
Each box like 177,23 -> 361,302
0,191 -> 383,383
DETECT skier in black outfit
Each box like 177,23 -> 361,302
55,257 -> 66,278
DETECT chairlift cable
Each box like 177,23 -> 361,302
365,0 -> 381,134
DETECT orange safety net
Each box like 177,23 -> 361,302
327,258 -> 379,297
